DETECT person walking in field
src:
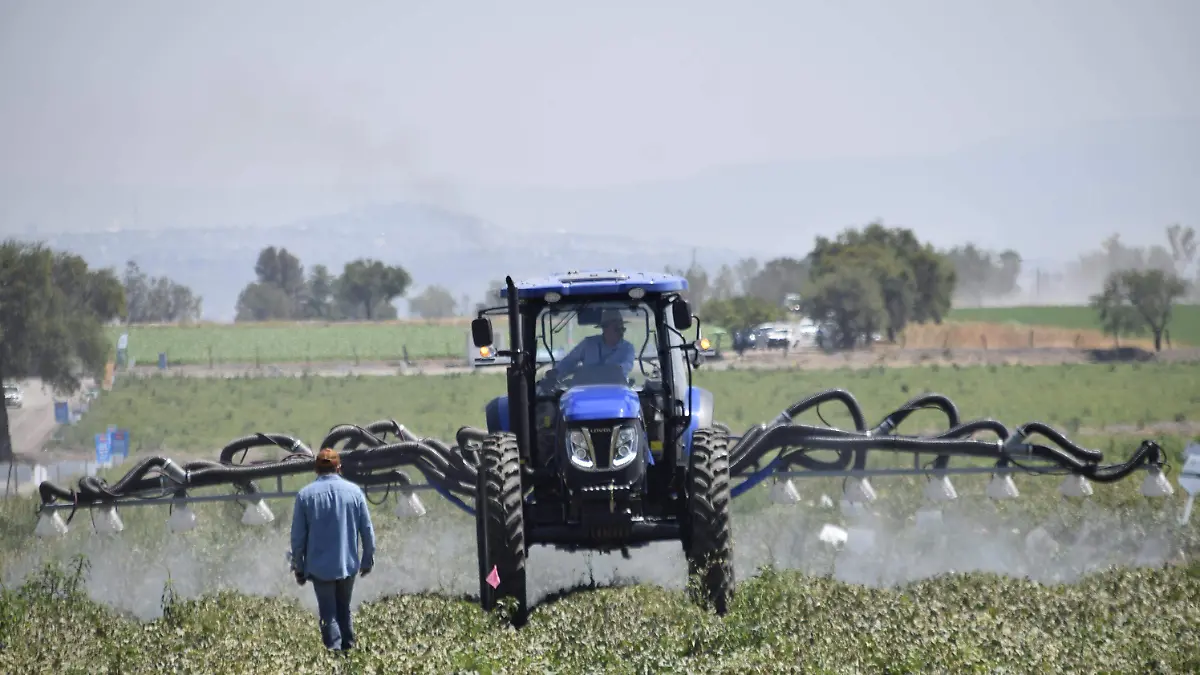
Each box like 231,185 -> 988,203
289,448 -> 376,652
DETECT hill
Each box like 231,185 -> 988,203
13,118 -> 1198,319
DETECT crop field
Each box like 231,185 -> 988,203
105,319 -> 486,366
4,362 -> 1200,672
949,304 -> 1200,346
103,303 -> 1200,368
51,360 -> 1200,453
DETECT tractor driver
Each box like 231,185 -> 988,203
545,308 -> 636,382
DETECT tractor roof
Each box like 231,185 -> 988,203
501,269 -> 688,299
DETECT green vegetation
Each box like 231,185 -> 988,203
56,360 -> 1200,453
106,320 -> 476,366
949,305 -> 1200,346
2,554 -> 1198,673
6,361 -> 1200,672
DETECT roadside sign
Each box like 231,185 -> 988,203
110,429 -> 129,458
54,401 -> 69,424
94,433 -> 111,466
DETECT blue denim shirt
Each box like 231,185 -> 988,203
289,474 -> 376,582
557,335 -> 636,378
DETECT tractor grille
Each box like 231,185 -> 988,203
589,427 -> 613,468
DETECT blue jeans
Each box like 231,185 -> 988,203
311,576 -> 356,650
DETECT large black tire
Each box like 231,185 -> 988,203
475,431 -> 528,624
683,428 -> 734,614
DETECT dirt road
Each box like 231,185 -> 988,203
118,345 -> 1200,380
6,380 -> 58,457
6,378 -> 97,462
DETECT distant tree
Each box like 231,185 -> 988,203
0,240 -> 125,460
408,284 -> 458,319
336,259 -> 411,320
1166,224 -> 1199,301
701,296 -> 785,332
945,244 -> 1022,306
734,258 -> 760,295
121,261 -> 201,323
665,262 -> 711,308
237,247 -> 310,321
254,246 -> 305,298
122,262 -> 150,321
299,264 -> 337,319
235,282 -> 295,322
744,257 -> 809,307
1065,232 -> 1176,296
800,267 -> 885,350
1109,268 -> 1190,352
709,264 -> 737,302
1167,224 -> 1197,270
474,279 -> 506,314
1089,275 -> 1145,347
806,223 -> 954,343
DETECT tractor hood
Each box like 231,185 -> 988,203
559,385 -> 641,423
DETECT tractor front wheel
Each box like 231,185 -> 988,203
683,428 -> 734,614
475,431 -> 528,624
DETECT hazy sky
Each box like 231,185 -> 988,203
0,0 -> 1197,235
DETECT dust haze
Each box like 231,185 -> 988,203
3,488 -> 1184,621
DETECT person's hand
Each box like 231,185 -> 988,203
360,566 -> 371,577
295,572 -> 306,586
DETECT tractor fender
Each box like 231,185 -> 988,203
485,396 -> 510,433
681,386 -> 714,458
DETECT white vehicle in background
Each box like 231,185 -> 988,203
4,383 -> 23,408
793,318 -> 819,346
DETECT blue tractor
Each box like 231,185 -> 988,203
466,270 -> 735,621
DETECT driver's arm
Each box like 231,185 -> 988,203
555,337 -> 591,376
617,340 -> 637,378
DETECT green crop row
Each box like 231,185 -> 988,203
1,553 -> 1197,673
104,320 -> 486,366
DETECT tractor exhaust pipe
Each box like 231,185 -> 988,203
505,276 -> 532,463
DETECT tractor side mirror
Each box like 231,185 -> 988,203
672,299 -> 692,330
471,317 -> 494,347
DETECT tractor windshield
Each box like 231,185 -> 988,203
533,300 -> 664,390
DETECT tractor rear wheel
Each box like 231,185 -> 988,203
683,428 -> 734,614
475,431 -> 528,624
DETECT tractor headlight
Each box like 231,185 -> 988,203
612,425 -> 637,468
568,430 -> 593,469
